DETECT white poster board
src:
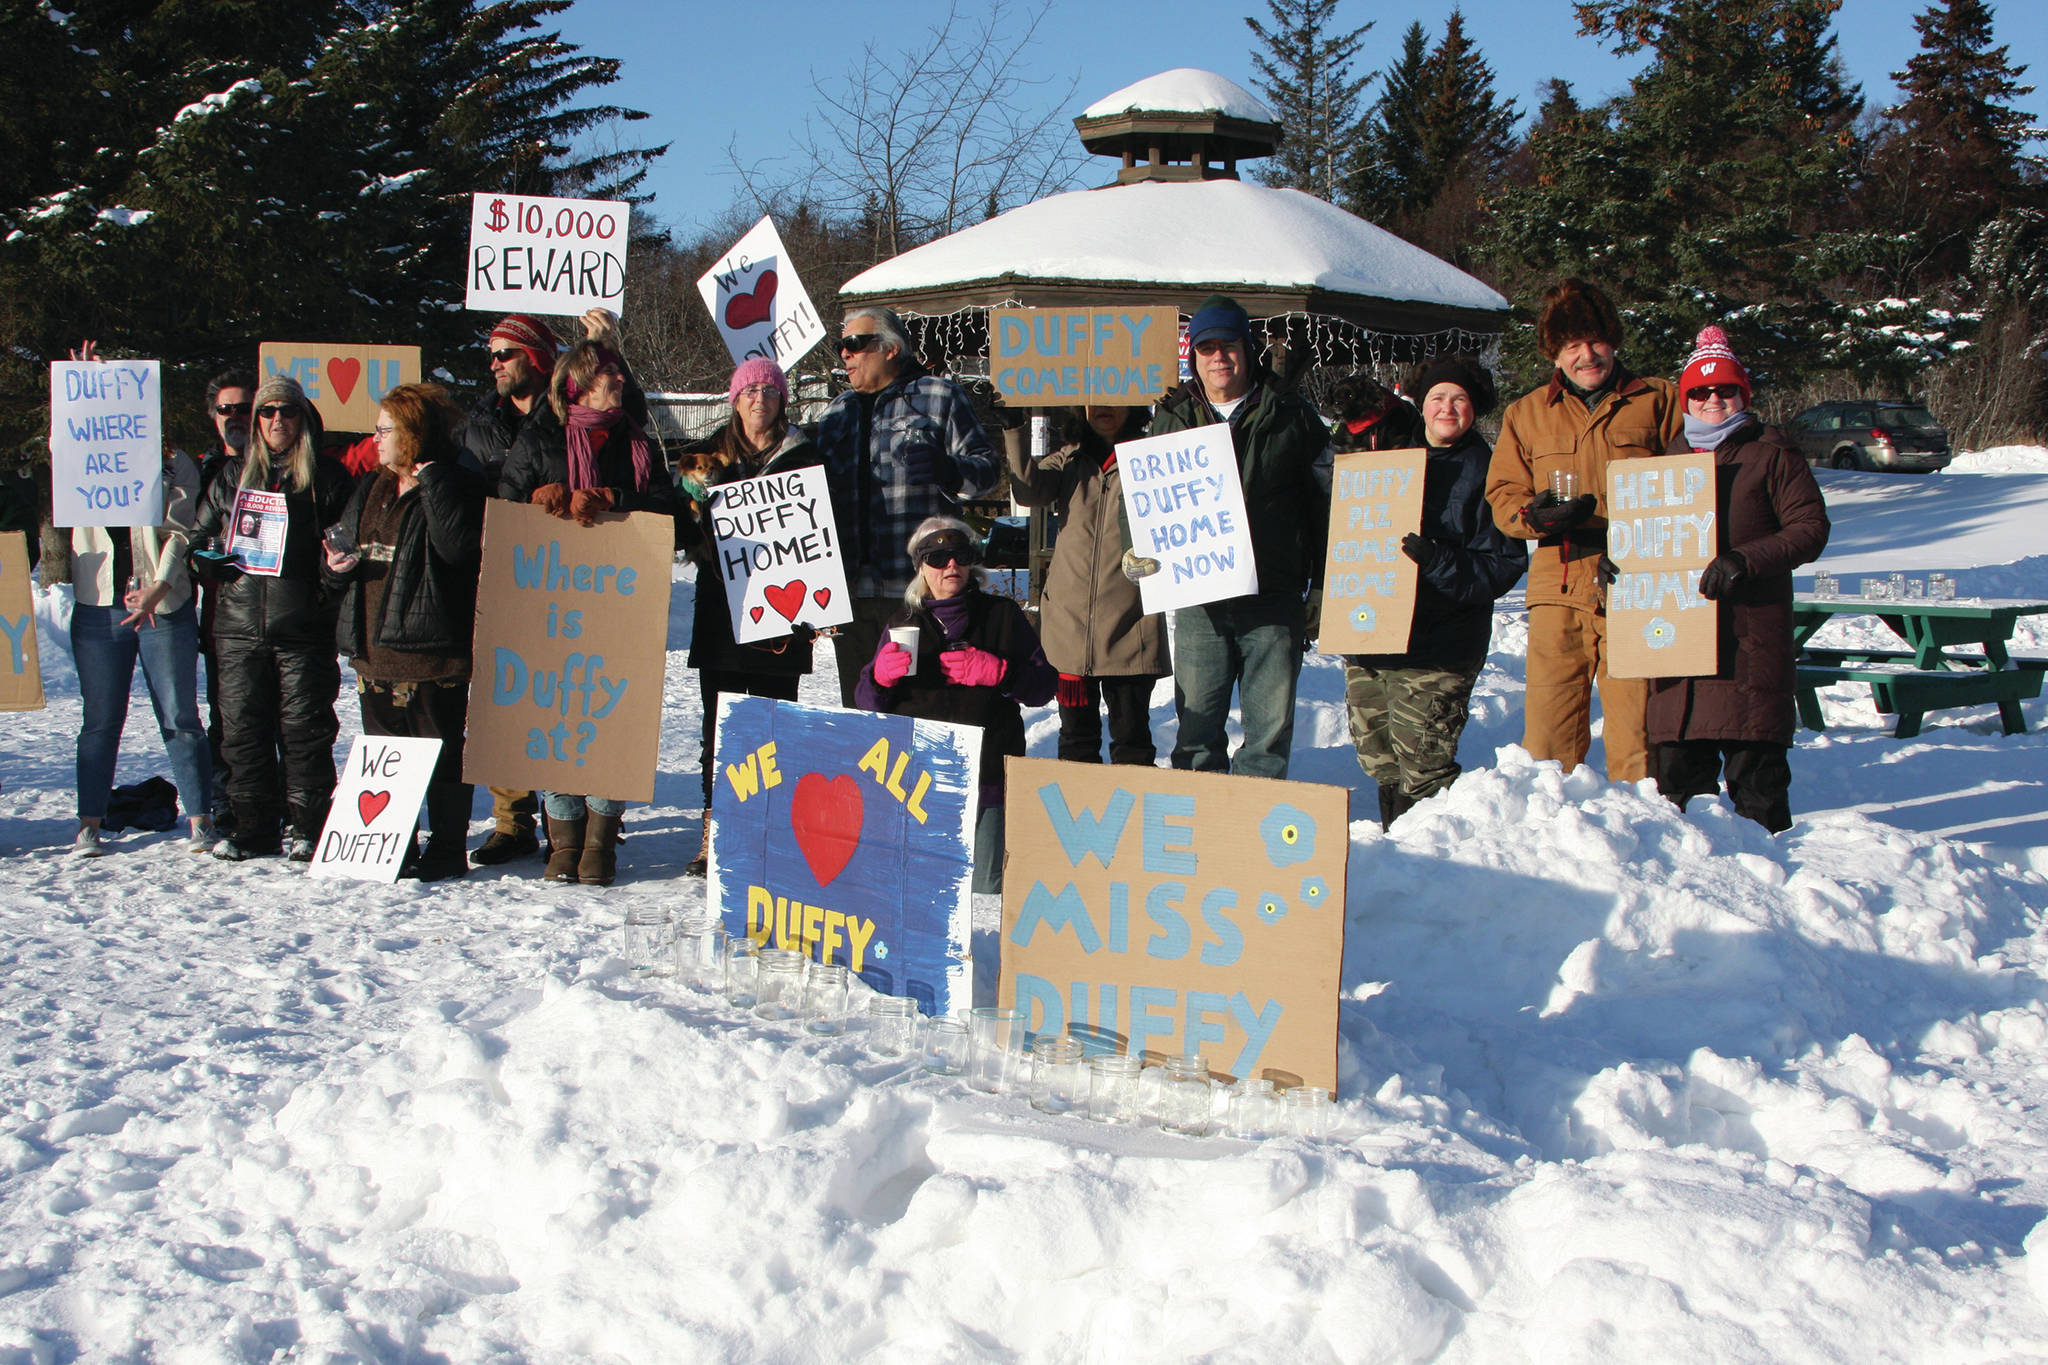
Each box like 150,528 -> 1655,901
706,465 -> 852,643
309,735 -> 443,882
695,215 -> 827,369
49,361 -> 164,529
1115,421 -> 1258,613
467,192 -> 630,317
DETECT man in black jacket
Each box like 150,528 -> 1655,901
459,314 -> 557,864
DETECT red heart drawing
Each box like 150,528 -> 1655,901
790,772 -> 863,888
327,357 -> 362,404
749,606 -> 765,624
764,580 -> 807,623
724,270 -> 778,331
812,587 -> 831,609
358,790 -> 391,825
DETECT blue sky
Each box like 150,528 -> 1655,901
554,0 -> 2047,236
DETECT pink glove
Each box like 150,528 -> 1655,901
940,645 -> 1006,688
872,642 -> 912,687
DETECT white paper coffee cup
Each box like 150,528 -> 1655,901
887,626 -> 921,674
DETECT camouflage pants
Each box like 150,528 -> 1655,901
1344,663 -> 1479,799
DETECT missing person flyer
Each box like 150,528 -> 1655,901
227,489 -> 289,577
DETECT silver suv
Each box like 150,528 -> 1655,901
1786,401 -> 1953,473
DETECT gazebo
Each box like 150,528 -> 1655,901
838,69 -> 1510,368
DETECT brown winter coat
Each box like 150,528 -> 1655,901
1486,366 -> 1684,610
1003,424 -> 1169,678
1645,421 -> 1830,746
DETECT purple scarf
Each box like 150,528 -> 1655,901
566,404 -> 653,494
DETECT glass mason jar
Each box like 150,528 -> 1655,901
803,962 -> 850,1035
752,950 -> 804,1022
723,935 -> 760,1010
673,912 -> 722,990
1282,1085 -> 1334,1138
1028,1034 -> 1086,1114
1158,1053 -> 1213,1136
622,907 -> 673,978
1085,1054 -> 1143,1124
1227,1077 -> 1281,1141
867,996 -> 922,1057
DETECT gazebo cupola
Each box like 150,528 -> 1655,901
1073,69 -> 1279,185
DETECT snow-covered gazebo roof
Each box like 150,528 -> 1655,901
839,68 -> 1508,359
841,179 -> 1508,335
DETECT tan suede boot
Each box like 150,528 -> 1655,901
578,811 -> 621,887
542,814 -> 585,883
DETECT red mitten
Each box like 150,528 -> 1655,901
939,645 -> 1006,688
872,642 -> 913,687
533,483 -> 572,518
570,488 -> 614,526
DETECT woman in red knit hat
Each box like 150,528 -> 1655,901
1646,326 -> 1830,832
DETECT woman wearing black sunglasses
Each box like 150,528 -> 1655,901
1645,326 -> 1829,833
855,516 -> 1056,893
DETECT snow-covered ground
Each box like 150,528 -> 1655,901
4,456 -> 2048,1361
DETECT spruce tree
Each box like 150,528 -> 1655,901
1347,22 -> 1431,224
1482,0 -> 1874,387
1244,0 -> 1375,201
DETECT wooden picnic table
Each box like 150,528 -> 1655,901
1793,595 -> 2048,737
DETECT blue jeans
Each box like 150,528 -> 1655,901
71,602 -> 211,821
542,792 -> 623,820
1171,594 -> 1305,780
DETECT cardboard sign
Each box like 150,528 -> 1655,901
710,697 -> 980,1014
258,343 -> 422,434
309,735 -> 443,881
466,191 -> 630,317
464,501 -> 673,801
0,533 -> 43,713
988,306 -> 1179,406
707,465 -> 852,644
49,361 -> 164,529
1116,422 -> 1258,613
1000,759 -> 1348,1090
1606,452 -> 1719,678
1319,448 -> 1425,652
225,489 -> 288,576
695,216 -> 827,369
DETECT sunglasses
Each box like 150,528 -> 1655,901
256,404 -> 301,421
836,333 -> 883,355
487,348 -> 524,364
919,548 -> 978,569
1686,384 -> 1744,402
213,402 -> 251,416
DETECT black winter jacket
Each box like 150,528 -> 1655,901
1347,430 -> 1529,671
678,425 -> 820,678
457,391 -> 541,487
497,403 -> 678,518
327,461 -> 488,662
191,454 -> 354,646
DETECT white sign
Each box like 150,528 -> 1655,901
695,216 -> 827,369
708,465 -> 852,644
49,361 -> 164,529
466,192 -> 630,317
1115,421 -> 1258,613
226,489 -> 288,577
309,735 -> 444,882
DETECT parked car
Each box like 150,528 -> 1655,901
1785,401 -> 1953,473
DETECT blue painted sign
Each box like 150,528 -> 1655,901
710,697 -> 981,1015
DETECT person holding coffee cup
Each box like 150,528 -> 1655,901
855,517 -> 1056,893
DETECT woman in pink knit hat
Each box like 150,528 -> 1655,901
674,357 -> 820,876
1645,326 -> 1830,832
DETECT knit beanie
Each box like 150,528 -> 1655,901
1678,325 -> 1751,399
1187,294 -> 1251,346
250,372 -> 323,445
1407,354 -> 1498,419
729,357 -> 789,405
489,313 -> 559,374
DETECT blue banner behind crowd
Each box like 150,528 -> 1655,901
709,697 -> 981,1015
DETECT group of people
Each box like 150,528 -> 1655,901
57,273 -> 1830,894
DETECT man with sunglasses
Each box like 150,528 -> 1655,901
815,306 -> 999,705
1484,278 -> 1682,782
454,314 -> 559,864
